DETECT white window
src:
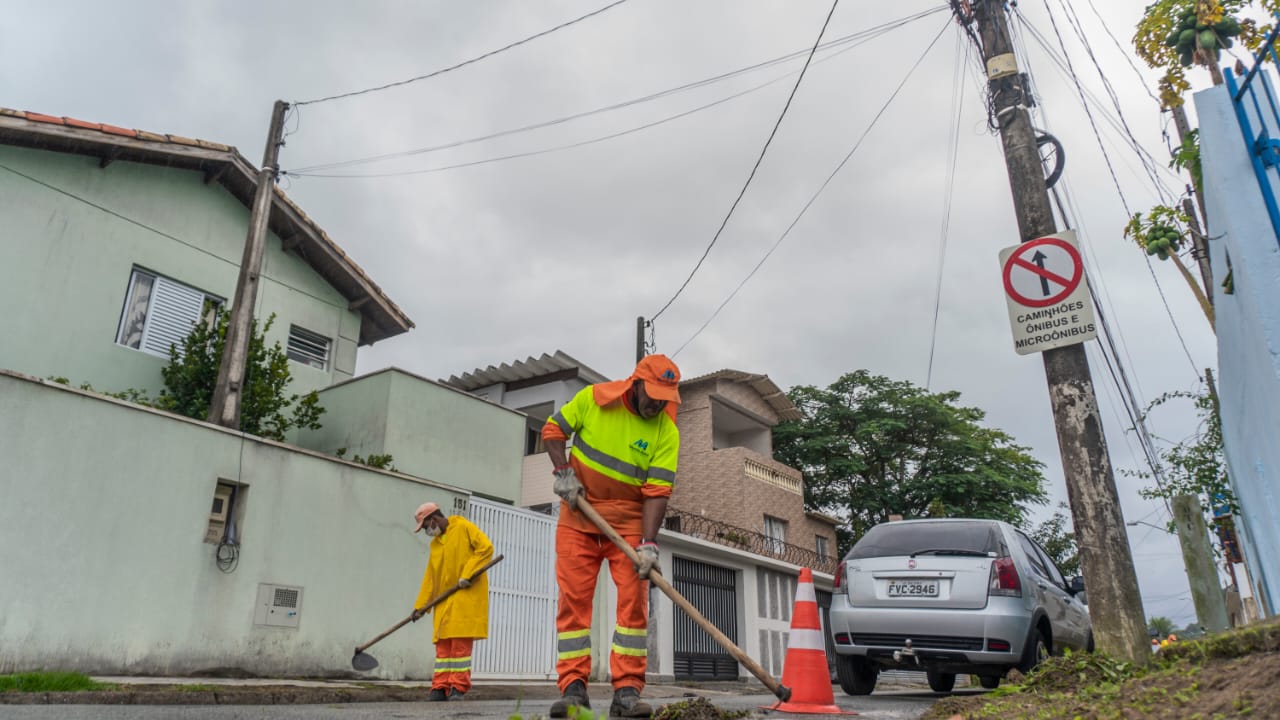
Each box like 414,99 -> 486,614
764,515 -> 788,553
816,535 -> 830,561
116,269 -> 220,358
287,325 -> 331,370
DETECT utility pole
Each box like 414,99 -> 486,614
1171,494 -> 1231,632
972,0 -> 1150,664
1171,104 -> 1214,308
209,100 -> 290,430
636,316 -> 646,363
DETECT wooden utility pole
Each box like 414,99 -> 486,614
209,100 -> 290,430
1171,494 -> 1231,632
972,0 -> 1150,664
1171,104 -> 1214,308
636,316 -> 646,363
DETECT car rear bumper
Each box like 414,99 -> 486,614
828,596 -> 1031,669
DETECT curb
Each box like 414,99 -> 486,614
0,687 -> 440,706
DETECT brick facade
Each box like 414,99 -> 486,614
672,375 -> 838,560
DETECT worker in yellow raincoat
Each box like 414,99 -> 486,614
410,502 -> 494,701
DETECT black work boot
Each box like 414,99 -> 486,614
609,687 -> 652,718
550,679 -> 591,718
428,688 -> 448,702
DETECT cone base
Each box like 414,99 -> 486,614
762,701 -> 858,715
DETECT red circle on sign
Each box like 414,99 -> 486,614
1002,236 -> 1083,308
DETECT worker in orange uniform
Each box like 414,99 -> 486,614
410,502 -> 495,702
542,354 -> 681,719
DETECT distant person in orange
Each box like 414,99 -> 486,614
410,502 -> 494,702
542,355 -> 682,718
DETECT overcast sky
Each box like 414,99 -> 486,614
7,1 -> 1234,626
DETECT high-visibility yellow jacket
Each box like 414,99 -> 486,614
414,515 -> 494,642
542,385 -> 679,537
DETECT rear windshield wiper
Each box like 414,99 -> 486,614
908,548 -> 993,558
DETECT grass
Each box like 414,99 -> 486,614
0,671 -> 111,693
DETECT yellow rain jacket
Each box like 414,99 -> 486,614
414,515 -> 494,642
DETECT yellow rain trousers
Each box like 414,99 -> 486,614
414,515 -> 495,643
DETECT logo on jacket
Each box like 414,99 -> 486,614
631,438 -> 650,454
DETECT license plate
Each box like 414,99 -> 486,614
887,580 -> 939,597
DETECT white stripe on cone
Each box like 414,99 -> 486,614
787,628 -> 826,651
794,578 -> 817,604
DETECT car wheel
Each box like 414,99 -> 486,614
1018,627 -> 1050,673
835,655 -> 878,696
978,675 -> 1000,690
926,670 -> 956,693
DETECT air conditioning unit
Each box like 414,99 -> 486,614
205,483 -> 235,544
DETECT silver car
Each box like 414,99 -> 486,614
827,518 -> 1092,694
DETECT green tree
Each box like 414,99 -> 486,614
1148,615 -> 1176,638
773,371 -> 1048,553
154,308 -> 325,441
1028,502 -> 1080,577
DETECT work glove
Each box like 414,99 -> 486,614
411,607 -> 427,622
457,578 -> 472,589
635,541 -> 660,579
553,466 -> 583,508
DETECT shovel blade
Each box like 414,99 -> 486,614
352,651 -> 379,672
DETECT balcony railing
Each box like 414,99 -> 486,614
743,456 -> 802,495
664,508 -> 837,576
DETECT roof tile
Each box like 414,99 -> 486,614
196,139 -> 229,151
63,117 -> 100,131
165,134 -> 199,147
24,112 -> 63,125
0,108 -> 26,118
135,130 -> 168,143
99,123 -> 137,138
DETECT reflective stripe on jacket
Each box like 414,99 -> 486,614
542,385 -> 679,536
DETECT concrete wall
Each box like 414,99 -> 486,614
297,368 -> 526,504
1196,83 -> 1280,615
0,370 -> 467,678
0,145 -> 360,399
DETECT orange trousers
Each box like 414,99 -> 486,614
555,523 -> 649,693
432,637 -> 474,693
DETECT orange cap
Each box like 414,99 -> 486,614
413,502 -> 441,532
633,354 -> 681,404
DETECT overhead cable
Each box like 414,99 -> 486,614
293,0 -> 631,106
927,28 -> 967,390
671,20 -> 951,358
649,0 -> 843,324
289,6 -> 949,174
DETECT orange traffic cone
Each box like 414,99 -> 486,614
765,567 -> 855,715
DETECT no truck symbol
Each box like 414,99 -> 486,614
1001,236 -> 1084,308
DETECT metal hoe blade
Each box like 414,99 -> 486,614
351,650 -> 379,672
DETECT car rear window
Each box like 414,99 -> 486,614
847,521 -> 1003,559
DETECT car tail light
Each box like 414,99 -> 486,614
834,560 -> 847,593
988,556 -> 1022,597
834,632 -> 851,645
987,639 -> 1011,652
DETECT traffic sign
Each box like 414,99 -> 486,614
999,231 -> 1097,355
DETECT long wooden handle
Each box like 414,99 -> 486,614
574,499 -> 789,700
356,554 -> 505,654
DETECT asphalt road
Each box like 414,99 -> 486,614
0,689 -> 984,720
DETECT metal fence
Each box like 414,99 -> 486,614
664,508 -> 838,575
1225,18 -> 1280,244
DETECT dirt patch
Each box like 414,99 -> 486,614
654,697 -> 751,720
922,621 -> 1280,719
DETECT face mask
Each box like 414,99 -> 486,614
425,525 -> 442,537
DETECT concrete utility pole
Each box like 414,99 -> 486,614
971,0 -> 1150,664
209,100 -> 290,430
1171,494 -> 1231,632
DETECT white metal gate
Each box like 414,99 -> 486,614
468,499 -> 557,679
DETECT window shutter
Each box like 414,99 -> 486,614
287,326 -> 331,370
141,276 -> 206,357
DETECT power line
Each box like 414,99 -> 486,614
671,20 -> 951,358
927,27 -> 967,390
649,0 -> 843,324
1037,0 -> 1202,379
1083,0 -> 1163,105
293,0 -> 632,106
288,6 -> 949,174
285,7 -> 938,180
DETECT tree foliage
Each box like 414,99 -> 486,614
157,309 -> 325,441
1028,502 -> 1080,577
1148,615 -> 1177,637
773,371 -> 1048,553
1130,386 -> 1233,533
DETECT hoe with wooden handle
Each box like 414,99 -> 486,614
351,554 -> 504,672
574,497 -> 792,701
